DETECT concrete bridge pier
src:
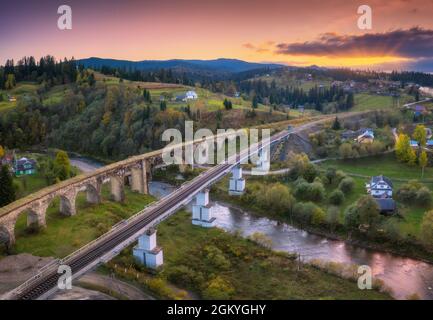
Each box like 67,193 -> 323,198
255,149 -> 270,174
192,189 -> 216,227
133,228 -> 163,269
130,160 -> 150,194
229,165 -> 245,195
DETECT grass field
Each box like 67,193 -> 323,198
353,93 -> 414,112
318,153 -> 433,183
107,210 -> 390,300
12,185 -> 155,257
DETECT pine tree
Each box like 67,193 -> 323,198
332,116 -> 341,130
0,165 -> 16,207
160,101 -> 167,111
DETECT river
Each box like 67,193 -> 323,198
71,157 -> 433,300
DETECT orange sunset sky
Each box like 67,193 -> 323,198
1,0 -> 433,71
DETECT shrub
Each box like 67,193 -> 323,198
416,187 -> 433,207
293,202 -> 321,225
202,276 -> 235,300
204,245 -> 231,271
338,177 -> 355,194
309,181 -> 325,202
166,265 -> 205,290
421,210 -> 433,248
329,189 -> 345,205
311,207 -> 326,226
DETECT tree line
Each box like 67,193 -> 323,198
0,55 -> 78,89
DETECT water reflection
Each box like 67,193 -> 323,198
149,181 -> 433,300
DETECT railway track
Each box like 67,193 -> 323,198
8,113 -> 354,300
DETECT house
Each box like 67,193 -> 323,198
375,198 -> 396,215
185,90 -> 198,100
356,128 -> 374,144
410,140 -> 419,148
175,90 -> 198,102
7,94 -> 16,102
0,153 -> 13,166
14,157 -> 37,176
366,175 -> 393,198
413,105 -> 427,117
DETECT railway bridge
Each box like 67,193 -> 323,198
0,112 -> 371,299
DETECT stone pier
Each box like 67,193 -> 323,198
133,228 -> 163,269
229,165 -> 245,195
192,189 -> 216,227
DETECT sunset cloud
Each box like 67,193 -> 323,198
275,27 -> 433,59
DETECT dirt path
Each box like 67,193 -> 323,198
76,271 -> 155,300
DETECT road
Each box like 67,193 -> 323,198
5,112 -> 361,300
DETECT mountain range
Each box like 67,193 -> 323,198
78,57 -> 284,74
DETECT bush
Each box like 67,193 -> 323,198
396,181 -> 431,206
202,276 -> 235,300
293,202 -> 321,225
166,265 -> 205,290
421,210 -> 433,248
309,182 -> 325,202
294,181 -> 325,202
311,207 -> 326,226
416,187 -> 433,207
329,189 -> 345,205
338,177 -> 355,194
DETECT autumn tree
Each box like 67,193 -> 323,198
395,133 -> 412,163
413,124 -> 427,147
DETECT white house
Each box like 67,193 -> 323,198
185,90 -> 198,100
366,175 -> 393,198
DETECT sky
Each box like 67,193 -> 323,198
1,0 -> 433,71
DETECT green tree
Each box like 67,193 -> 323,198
332,116 -> 341,130
0,145 -> 4,158
5,74 -> 16,89
252,96 -> 258,109
413,125 -> 427,147
419,150 -> 428,178
54,150 -> 71,181
223,98 -> 232,110
0,165 -> 16,206
160,100 -> 167,111
329,189 -> 345,205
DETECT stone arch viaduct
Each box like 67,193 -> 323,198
0,112 -> 370,249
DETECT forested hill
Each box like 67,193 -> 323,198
78,57 -> 283,74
